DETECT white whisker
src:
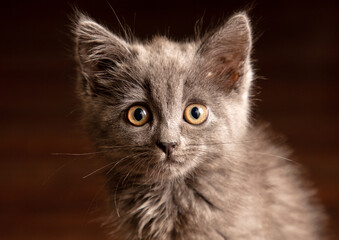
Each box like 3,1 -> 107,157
52,151 -> 105,156
83,161 -> 115,179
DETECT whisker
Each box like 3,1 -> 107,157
42,160 -> 73,186
185,139 -> 252,147
186,146 -> 299,166
106,152 -> 147,175
121,157 -> 146,186
250,151 -> 300,165
52,152 -> 106,156
83,151 -> 147,179
226,149 -> 299,166
100,145 -> 152,150
83,161 -> 116,179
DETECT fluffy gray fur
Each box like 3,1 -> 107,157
74,12 -> 325,240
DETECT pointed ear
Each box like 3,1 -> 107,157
74,14 -> 132,96
198,13 -> 252,91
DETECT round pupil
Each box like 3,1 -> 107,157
134,108 -> 146,121
191,107 -> 201,119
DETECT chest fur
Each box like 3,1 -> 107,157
110,180 -> 227,240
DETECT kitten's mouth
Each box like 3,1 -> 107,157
162,153 -> 184,166
165,154 -> 176,163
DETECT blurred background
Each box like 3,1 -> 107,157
1,0 -> 338,239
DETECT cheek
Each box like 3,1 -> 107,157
115,122 -> 154,146
180,122 -> 218,148
224,102 -> 249,139
211,98 -> 249,139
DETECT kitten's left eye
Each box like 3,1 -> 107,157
127,105 -> 150,126
184,104 -> 208,125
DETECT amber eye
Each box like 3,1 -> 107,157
127,105 -> 150,126
184,104 -> 208,125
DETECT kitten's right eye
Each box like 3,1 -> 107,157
127,105 -> 150,126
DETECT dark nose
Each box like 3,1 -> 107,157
156,142 -> 178,155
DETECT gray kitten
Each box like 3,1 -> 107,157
74,12 -> 326,240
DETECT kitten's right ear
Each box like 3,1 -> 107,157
74,13 -> 131,96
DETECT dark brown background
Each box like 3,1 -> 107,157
1,0 -> 338,239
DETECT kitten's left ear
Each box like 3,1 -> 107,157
198,13 -> 252,91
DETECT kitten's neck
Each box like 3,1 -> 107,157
106,158 -> 245,239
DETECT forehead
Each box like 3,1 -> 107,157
137,38 -> 196,80
135,38 -> 197,114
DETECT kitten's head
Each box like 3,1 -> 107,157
74,13 -> 253,181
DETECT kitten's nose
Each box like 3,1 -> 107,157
156,141 -> 178,155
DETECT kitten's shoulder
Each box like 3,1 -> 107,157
247,123 -> 327,237
246,123 -> 292,158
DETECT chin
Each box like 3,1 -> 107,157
152,155 -> 197,181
